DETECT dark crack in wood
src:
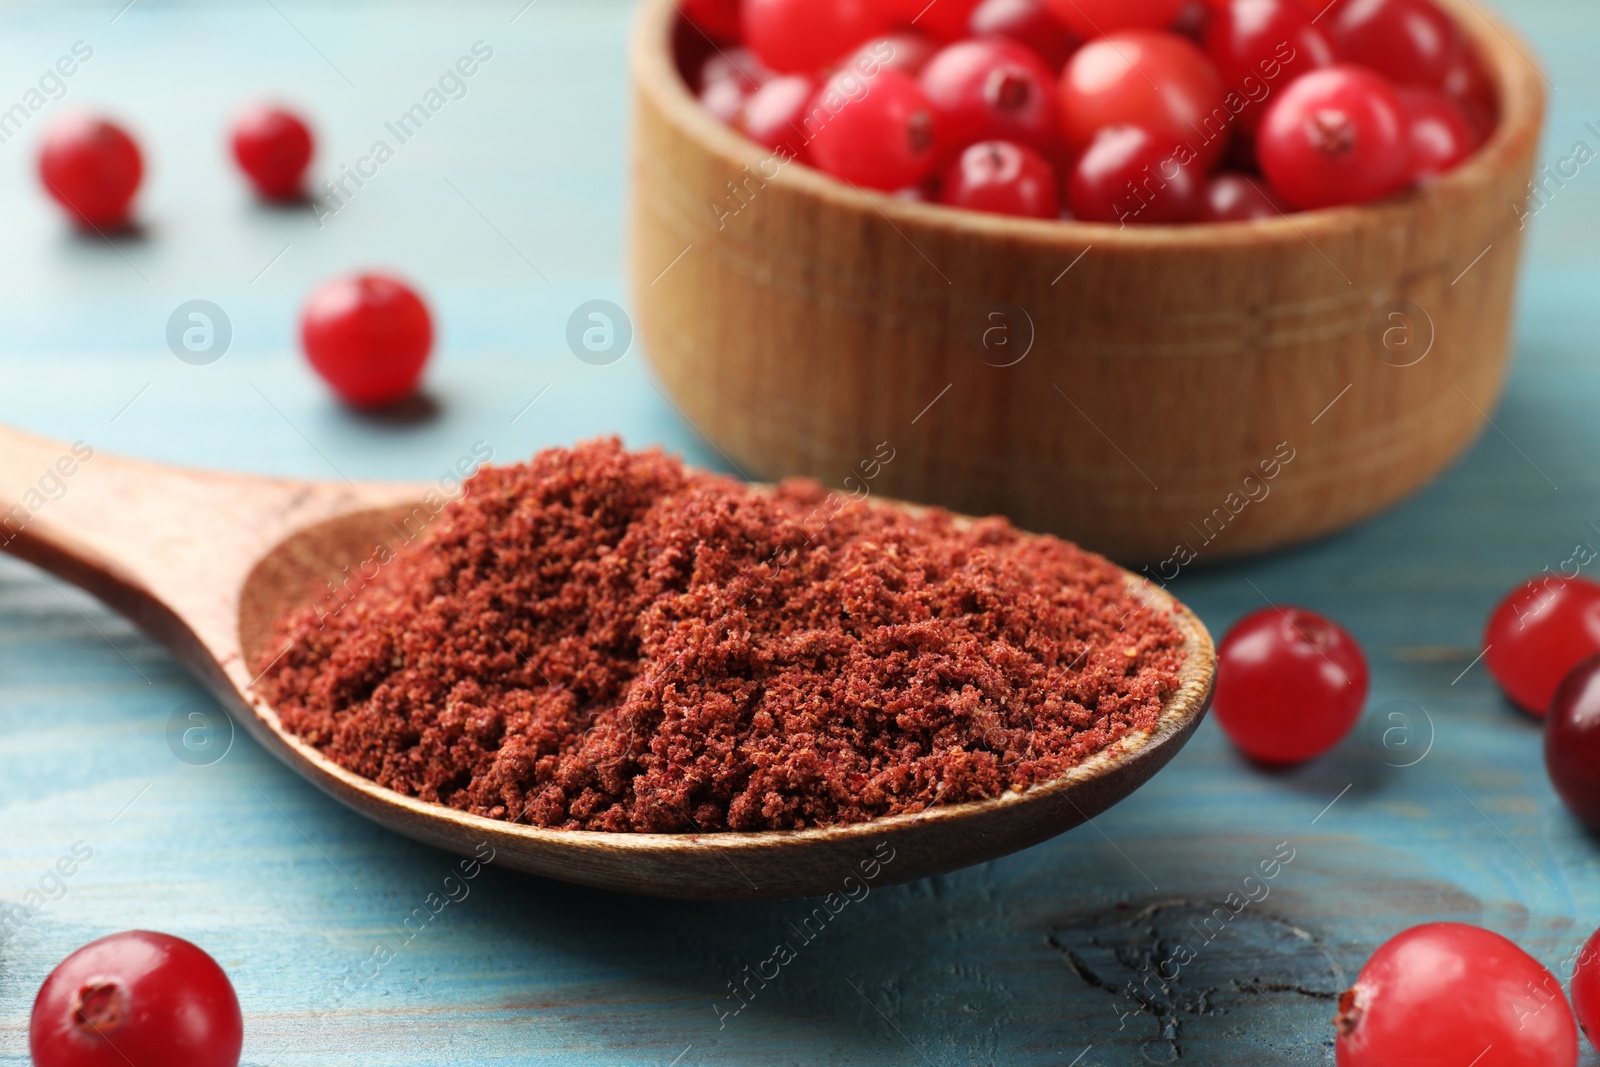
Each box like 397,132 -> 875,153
1046,899 -> 1345,1062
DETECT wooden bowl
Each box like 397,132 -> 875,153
629,0 -> 1546,565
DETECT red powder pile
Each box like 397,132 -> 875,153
259,440 -> 1186,833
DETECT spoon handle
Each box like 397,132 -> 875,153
0,424 -> 412,675
1,425 -> 186,605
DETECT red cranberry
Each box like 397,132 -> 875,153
1484,576 -> 1600,717
30,931 -> 243,1067
230,104 -> 313,201
301,272 -> 434,408
672,15 -> 718,90
738,75 -> 818,160
1172,0 -> 1211,41
1256,65 -> 1412,209
1200,172 -> 1286,221
938,140 -> 1060,218
696,48 -> 772,122
696,48 -> 773,94
1058,31 -> 1229,167
1336,924 -> 1578,1066
891,0 -> 985,41
1211,606 -> 1369,763
1067,125 -> 1204,225
807,68 -> 942,191
842,32 -> 939,77
919,37 -> 1062,158
1328,0 -> 1463,88
968,0 -> 1080,69
1397,85 -> 1476,178
1441,41 -> 1496,121
1203,0 -> 1335,134
38,115 -> 143,229
1043,0 -> 1188,38
700,79 -> 746,122
743,0 -> 891,73
1571,927 -> 1600,1055
679,0 -> 742,40
1546,656 -> 1600,830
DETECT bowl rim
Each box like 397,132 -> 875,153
631,0 -> 1548,251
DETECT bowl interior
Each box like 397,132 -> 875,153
642,0 -> 1544,250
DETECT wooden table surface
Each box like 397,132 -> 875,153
1,1 -> 1598,1063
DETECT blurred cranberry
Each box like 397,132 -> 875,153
1398,86 -> 1476,178
938,140 -> 1060,217
1044,0 -> 1188,38
1440,43 -> 1496,143
1201,172 -> 1286,220
968,0 -> 1079,69
807,68 -> 942,190
38,115 -> 142,229
679,0 -> 742,40
231,104 -> 313,201
1441,42 -> 1494,110
893,0 -> 986,40
738,75 -> 818,159
1329,0 -> 1463,87
700,80 -> 746,122
1058,31 -> 1229,167
696,48 -> 773,121
301,272 -> 434,408
697,48 -> 773,92
1204,0 -> 1336,134
745,0 -> 892,72
1546,655 -> 1600,831
920,37 -> 1062,157
1171,0 -> 1211,41
1485,576 -> 1600,717
842,32 -> 939,77
1257,65 -> 1412,209
1068,125 -> 1204,224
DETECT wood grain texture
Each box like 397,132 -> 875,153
1,1 -> 1598,1065
631,0 -> 1547,564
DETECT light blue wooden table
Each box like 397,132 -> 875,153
1,1 -> 1598,1063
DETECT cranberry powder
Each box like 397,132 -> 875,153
259,441 -> 1185,833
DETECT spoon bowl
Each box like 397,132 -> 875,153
2,427 -> 1214,900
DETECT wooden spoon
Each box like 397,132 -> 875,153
0,425 -> 1214,900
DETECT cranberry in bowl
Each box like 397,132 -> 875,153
633,0 -> 1544,563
